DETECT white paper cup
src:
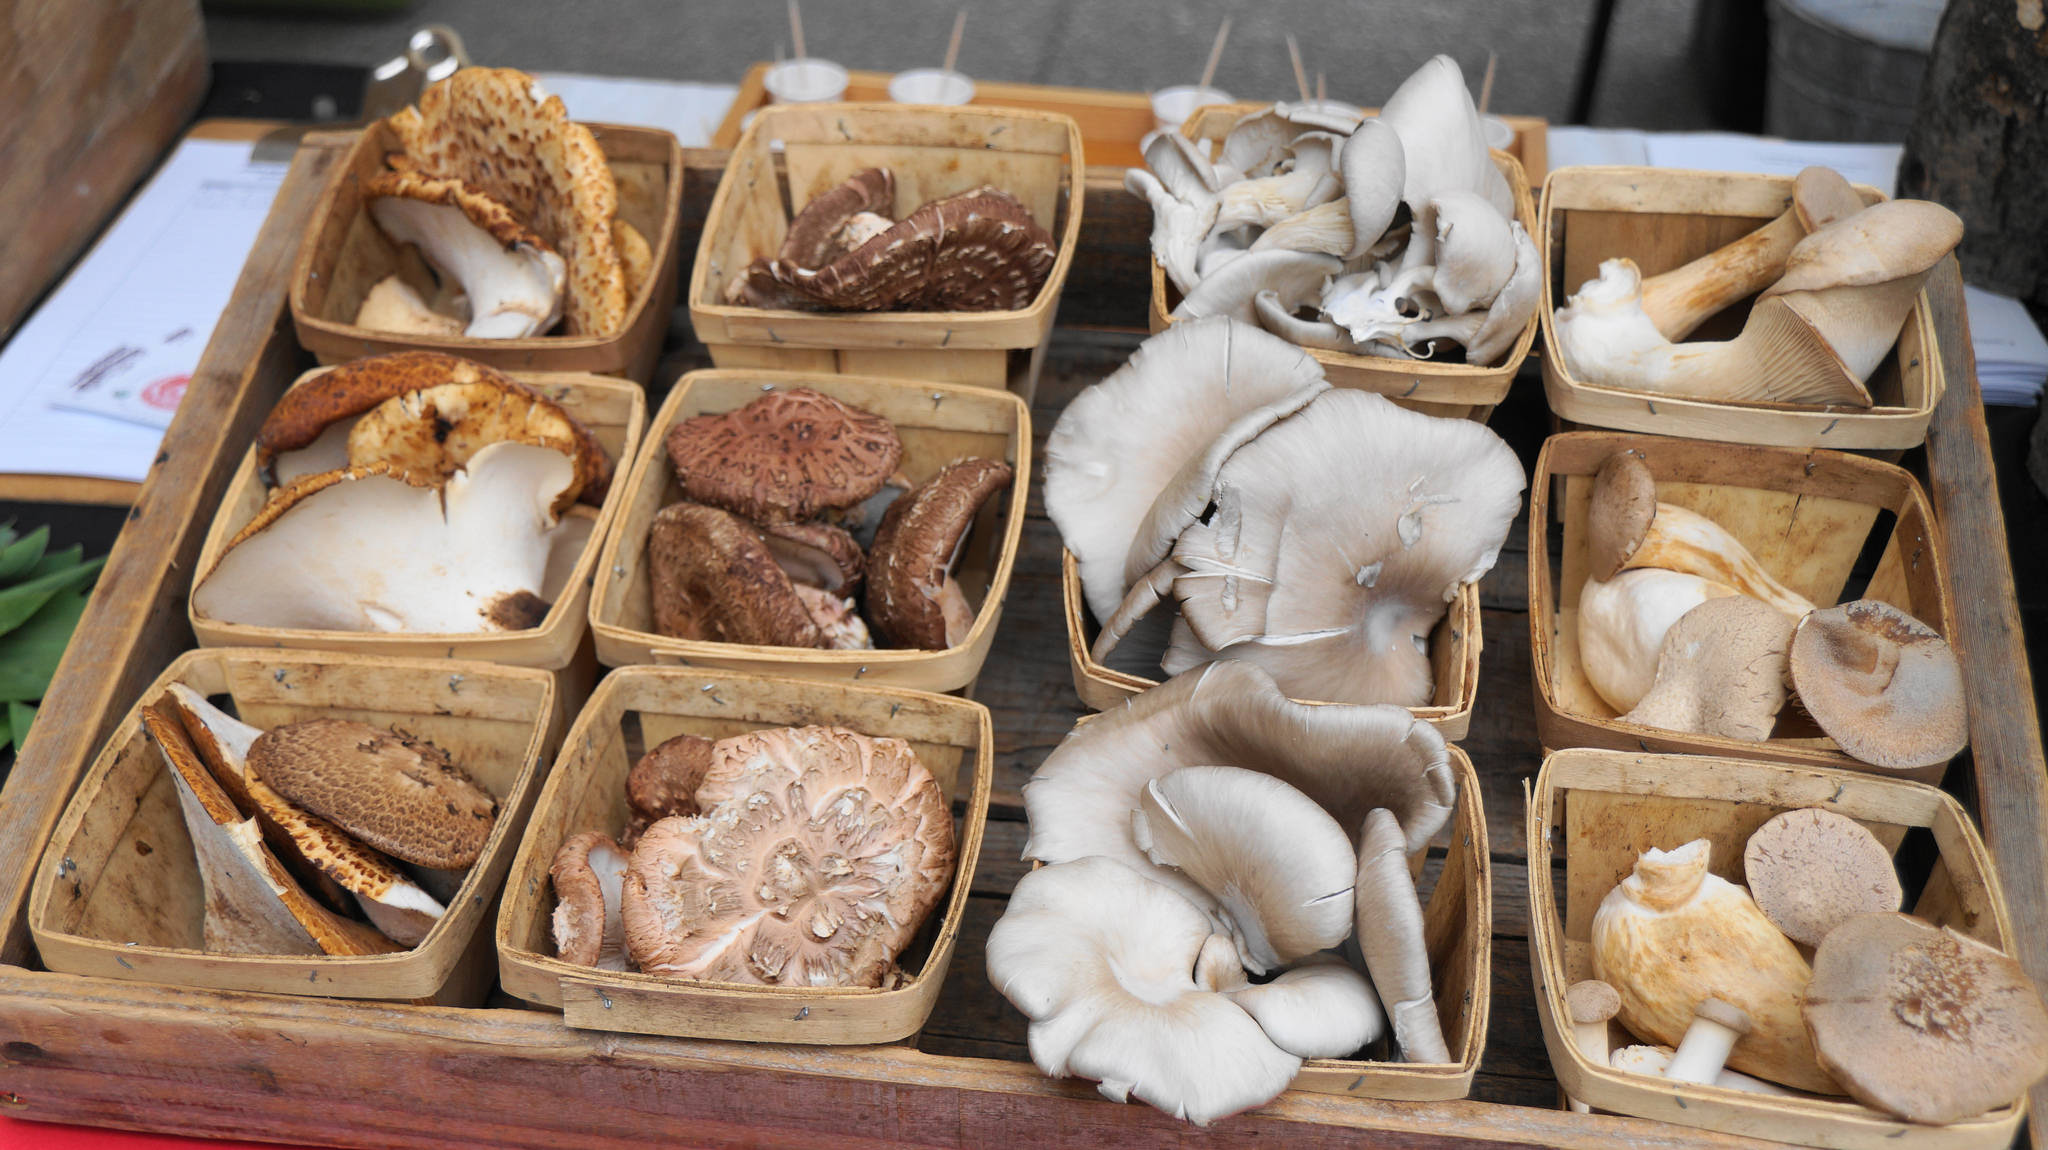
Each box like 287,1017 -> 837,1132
1482,115 -> 1515,151
764,58 -> 850,103
888,67 -> 975,106
1151,84 -> 1232,134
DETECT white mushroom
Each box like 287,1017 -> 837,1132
1170,248 -> 1342,326
1225,954 -> 1387,1059
1126,168 -> 1217,297
1338,118 -> 1406,260
1355,807 -> 1449,1063
366,172 -> 566,339
1610,1044 -> 1804,1095
1665,998 -> 1755,1086
1578,568 -> 1741,713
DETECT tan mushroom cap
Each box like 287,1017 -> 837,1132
866,457 -> 1014,651
771,185 -> 1058,312
347,378 -> 609,514
1569,978 -> 1622,1026
647,501 -> 825,649
665,388 -> 904,524
1588,451 -> 1658,582
621,726 -> 955,987
1743,808 -> 1901,947
550,831 -> 629,970
778,167 -> 897,269
389,67 -> 628,335
1789,600 -> 1967,770
1805,913 -> 2048,1124
627,733 -> 713,823
1621,595 -> 1797,741
248,718 -> 497,871
1587,452 -> 1815,616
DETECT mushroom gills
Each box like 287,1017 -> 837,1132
368,192 -> 565,339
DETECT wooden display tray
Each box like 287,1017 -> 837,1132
0,133 -> 2044,1150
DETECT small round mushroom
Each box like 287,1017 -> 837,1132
646,502 -> 825,649
549,831 -> 630,970
1130,766 -> 1357,974
1743,808 -> 1902,947
1588,452 -> 1815,616
1619,595 -> 1797,741
665,388 -> 904,524
865,457 -> 1014,651
1805,913 -> 2048,1124
626,734 -> 713,824
248,718 -> 497,871
1566,979 -> 1622,1113
1788,600 -> 1967,770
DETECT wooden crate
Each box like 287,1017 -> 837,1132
1528,431 -> 1955,781
27,648 -> 557,1003
1060,551 -> 1484,740
290,121 -> 685,382
1144,107 -> 1541,422
1527,748 -> 2024,1149
686,103 -> 1085,403
496,666 -> 992,1045
590,369 -> 1029,692
188,366 -> 644,673
1537,167 -> 1944,449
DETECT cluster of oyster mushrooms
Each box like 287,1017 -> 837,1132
1576,813 -> 2048,1124
1553,165 -> 1964,406
191,351 -> 608,636
549,724 -> 955,987
652,387 -> 1011,652
1132,55 -> 1538,366
1577,450 -> 1966,768
990,662 -> 1460,1125
724,167 -> 1057,313
1047,316 -> 1522,706
355,66 -> 651,340
144,686 -> 493,956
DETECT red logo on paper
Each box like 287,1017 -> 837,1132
142,374 -> 190,411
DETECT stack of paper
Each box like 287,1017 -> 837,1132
1964,286 -> 2048,406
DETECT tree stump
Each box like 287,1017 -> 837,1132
1897,0 -> 2048,307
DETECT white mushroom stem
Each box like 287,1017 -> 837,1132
1665,997 -> 1754,1086
1566,979 -> 1622,1114
1610,1046 -> 1801,1096
368,198 -> 564,339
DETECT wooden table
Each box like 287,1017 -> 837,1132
0,133 -> 2041,1150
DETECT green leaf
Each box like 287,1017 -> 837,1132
0,589 -> 89,701
26,545 -> 84,580
0,522 -> 18,553
0,526 -> 49,581
0,556 -> 101,638
8,701 -> 33,752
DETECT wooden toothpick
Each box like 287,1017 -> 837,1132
1198,17 -> 1232,93
1478,50 -> 1498,115
1286,34 -> 1311,102
943,9 -> 966,74
788,0 -> 807,60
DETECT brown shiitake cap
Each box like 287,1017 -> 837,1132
1589,450 -> 1657,581
774,186 -> 1057,313
647,501 -> 824,648
759,520 -> 866,595
1743,808 -> 1902,947
665,388 -> 904,523
778,167 -> 896,269
1805,912 -> 2048,1125
1568,979 -> 1622,1025
627,733 -> 714,822
248,719 -> 497,871
549,830 -> 628,969
1789,600 -> 1967,770
866,457 -> 1014,651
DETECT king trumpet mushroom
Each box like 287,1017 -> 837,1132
1553,199 -> 1964,407
1618,596 -> 1796,741
1577,568 -> 1740,713
1586,451 -> 1814,617
1591,839 -> 1840,1094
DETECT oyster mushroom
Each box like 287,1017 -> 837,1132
1043,317 -> 1327,624
191,442 -> 580,634
1591,839 -> 1838,1094
1805,913 -> 2048,1124
1788,599 -> 1967,770
1169,248 -> 1342,326
388,66 -> 629,335
1587,451 -> 1814,617
1126,167 -> 1219,297
664,387 -> 903,524
1743,808 -> 1902,948
248,718 -> 497,871
550,831 -> 630,970
1130,766 -> 1357,974
1022,661 -> 1456,917
1337,118 -> 1406,261
1145,388 -> 1524,707
1356,806 -> 1451,1063
865,457 -> 1013,651
1619,595 -> 1797,741
1222,953 -> 1386,1060
1577,568 -> 1741,713
984,856 -> 1302,1126
365,171 -> 566,339
621,725 -> 955,987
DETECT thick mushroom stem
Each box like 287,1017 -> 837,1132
1356,808 -> 1450,1063
1567,979 -> 1622,1114
1589,451 -> 1815,618
1665,998 -> 1754,1086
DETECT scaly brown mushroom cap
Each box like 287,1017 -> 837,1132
365,169 -> 556,253
1789,600 -> 1967,770
627,733 -> 714,823
772,186 -> 1057,312
248,718 -> 497,871
1805,913 -> 2048,1124
646,501 -> 825,649
620,725 -> 956,987
388,67 -> 628,335
866,457 -> 1014,650
347,378 -> 610,514
1743,807 -> 1902,947
665,388 -> 904,523
778,167 -> 897,269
